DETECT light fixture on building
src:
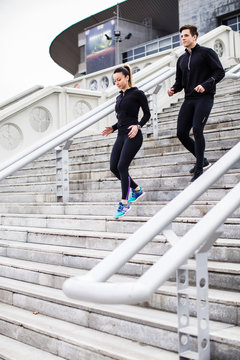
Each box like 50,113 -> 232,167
105,34 -> 112,40
114,30 -> 121,37
125,33 -> 132,40
105,30 -> 132,43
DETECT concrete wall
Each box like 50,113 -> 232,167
179,0 -> 240,35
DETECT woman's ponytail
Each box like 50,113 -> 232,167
123,64 -> 133,88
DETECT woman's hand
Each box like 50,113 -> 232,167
128,124 -> 139,139
102,126 -> 113,136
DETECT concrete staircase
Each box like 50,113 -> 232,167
0,78 -> 239,359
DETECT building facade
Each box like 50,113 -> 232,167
49,0 -> 240,78
179,0 -> 240,35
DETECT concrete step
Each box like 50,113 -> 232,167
8,145 -> 233,177
158,103 -> 240,121
156,114 -> 240,136
0,220 -> 239,261
67,137 -> 239,164
0,199 -> 239,218
0,302 -> 179,360
157,118 -> 240,139
0,213 -> 240,262
143,134 -> 240,156
2,148 -> 239,186
0,184 -> 235,203
160,101 -> 240,118
0,277 -> 240,360
38,127 -> 237,163
37,122 -> 238,164
0,210 -> 239,238
0,274 -> 239,326
0,170 -> 238,193
0,334 -> 65,360
69,186 -> 235,202
48,132 -> 240,164
0,255 -> 239,306
0,240 -> 240,289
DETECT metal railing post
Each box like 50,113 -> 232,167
195,251 -> 210,360
152,84 -> 162,138
178,225 -> 223,359
177,263 -> 190,358
55,139 -> 73,202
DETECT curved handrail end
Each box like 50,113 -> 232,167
62,276 -> 150,304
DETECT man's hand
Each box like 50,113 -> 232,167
194,85 -> 205,93
167,88 -> 174,97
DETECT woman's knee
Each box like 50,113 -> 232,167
110,162 -> 118,176
177,128 -> 187,141
117,162 -> 125,174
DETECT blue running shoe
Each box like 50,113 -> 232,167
114,202 -> 131,218
128,186 -> 145,203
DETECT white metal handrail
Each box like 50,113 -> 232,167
224,63 -> 240,79
63,140 -> 240,303
0,67 -> 175,182
0,85 -> 44,110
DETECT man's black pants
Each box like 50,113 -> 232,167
177,96 -> 214,170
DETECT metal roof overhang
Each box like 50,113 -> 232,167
49,0 -> 179,75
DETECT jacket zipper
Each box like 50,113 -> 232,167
188,52 -> 192,71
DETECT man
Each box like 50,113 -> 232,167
168,25 -> 225,181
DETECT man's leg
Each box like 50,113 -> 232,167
177,100 -> 195,156
192,97 -> 214,172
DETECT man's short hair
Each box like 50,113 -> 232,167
180,25 -> 198,37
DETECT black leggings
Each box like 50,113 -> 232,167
177,96 -> 214,169
110,131 -> 143,200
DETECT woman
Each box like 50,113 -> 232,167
102,64 -> 151,218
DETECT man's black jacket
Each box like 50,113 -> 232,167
172,44 -> 225,98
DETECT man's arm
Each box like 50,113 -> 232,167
201,48 -> 225,91
168,58 -> 183,96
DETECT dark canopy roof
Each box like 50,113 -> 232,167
49,0 -> 179,75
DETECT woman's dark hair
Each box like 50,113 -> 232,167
113,64 -> 133,87
180,24 -> 198,38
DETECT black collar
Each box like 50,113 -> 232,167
185,43 -> 200,54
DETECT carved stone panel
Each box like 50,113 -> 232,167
29,106 -> 51,132
0,123 -> 22,150
73,100 -> 92,118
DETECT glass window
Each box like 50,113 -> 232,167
225,17 -> 237,26
146,42 -> 158,56
159,45 -> 171,51
173,34 -> 180,43
173,42 -> 180,48
134,46 -> 145,59
222,15 -> 240,32
231,24 -> 238,31
122,50 -> 133,63
159,37 -> 171,50
134,46 -> 145,55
